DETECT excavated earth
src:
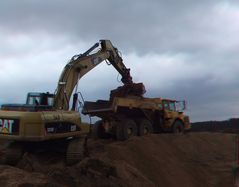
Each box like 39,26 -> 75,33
0,132 -> 236,187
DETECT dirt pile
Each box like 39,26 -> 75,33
0,133 -> 236,186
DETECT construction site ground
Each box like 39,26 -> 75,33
0,132 -> 235,187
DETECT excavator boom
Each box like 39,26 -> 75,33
54,40 -> 138,110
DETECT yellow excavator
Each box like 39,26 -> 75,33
0,40 -> 142,165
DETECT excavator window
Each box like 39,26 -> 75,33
27,95 -> 41,105
26,93 -> 54,106
47,97 -> 54,106
34,98 -> 40,105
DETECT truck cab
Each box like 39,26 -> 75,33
162,99 -> 186,112
161,99 -> 190,133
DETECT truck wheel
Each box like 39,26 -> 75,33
116,119 -> 137,141
92,120 -> 110,139
172,120 -> 184,134
137,119 -> 153,136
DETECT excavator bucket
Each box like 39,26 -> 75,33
110,83 -> 146,100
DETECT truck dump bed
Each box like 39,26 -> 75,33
82,100 -> 113,116
82,97 -> 163,118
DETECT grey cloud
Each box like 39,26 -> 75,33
0,0 -> 238,122
0,0 -> 228,54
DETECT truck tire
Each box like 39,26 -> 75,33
116,119 -> 137,141
137,119 -> 153,136
153,110 -> 164,133
92,120 -> 110,139
172,120 -> 184,134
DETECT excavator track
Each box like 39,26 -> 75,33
66,137 -> 86,165
0,142 -> 24,165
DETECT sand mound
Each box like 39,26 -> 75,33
0,132 -> 235,186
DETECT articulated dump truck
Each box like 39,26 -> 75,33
83,84 -> 191,141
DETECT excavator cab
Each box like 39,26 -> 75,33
1,92 -> 54,111
26,92 -> 54,106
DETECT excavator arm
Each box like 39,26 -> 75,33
54,40 -> 135,110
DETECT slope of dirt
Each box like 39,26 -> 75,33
0,132 -> 236,186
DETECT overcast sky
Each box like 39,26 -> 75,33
0,0 -> 239,122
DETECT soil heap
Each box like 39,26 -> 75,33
0,132 -> 235,186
